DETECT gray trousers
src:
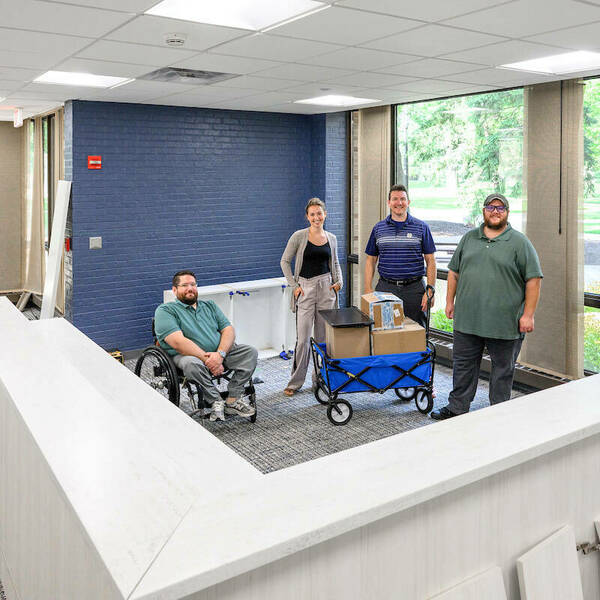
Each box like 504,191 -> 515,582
173,344 -> 258,405
375,278 -> 426,327
448,330 -> 523,415
287,272 -> 337,391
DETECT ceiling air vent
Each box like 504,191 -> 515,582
139,67 -> 239,85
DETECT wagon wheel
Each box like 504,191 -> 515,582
327,400 -> 353,426
395,387 -> 416,401
415,390 -> 434,414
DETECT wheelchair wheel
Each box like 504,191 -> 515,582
247,384 -> 257,424
134,346 -> 180,406
327,399 -> 353,426
395,387 -> 416,401
415,390 -> 434,414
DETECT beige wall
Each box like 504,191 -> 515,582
0,122 -> 22,291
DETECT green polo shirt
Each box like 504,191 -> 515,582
448,224 -> 543,339
154,299 -> 231,356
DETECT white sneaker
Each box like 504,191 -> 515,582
224,398 -> 256,417
209,400 -> 225,422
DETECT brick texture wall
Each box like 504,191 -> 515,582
64,101 -> 348,350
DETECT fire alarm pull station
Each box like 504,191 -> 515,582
88,156 -> 102,169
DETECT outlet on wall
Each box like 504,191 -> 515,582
89,236 -> 102,250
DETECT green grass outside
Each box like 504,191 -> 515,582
406,185 -> 600,234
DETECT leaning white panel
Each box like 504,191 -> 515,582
40,179 -> 71,319
517,525 -> 583,600
429,567 -> 507,599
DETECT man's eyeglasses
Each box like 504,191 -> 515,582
177,283 -> 197,289
484,205 -> 507,214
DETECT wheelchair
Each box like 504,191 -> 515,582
134,340 -> 257,424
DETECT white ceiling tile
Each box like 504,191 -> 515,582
149,86 -> 258,105
170,53 -> 283,75
251,63 -> 356,81
445,39 -> 569,66
209,75 -> 305,90
85,79 -> 198,102
43,0 -> 159,12
269,6 -> 421,45
374,57 -> 486,77
444,0 -> 600,38
527,21 -> 600,51
0,66 -> 44,82
274,82 -> 363,96
76,40 -> 197,66
14,83 -> 104,100
352,88 -> 426,102
299,47 -> 419,70
0,28 -> 93,56
106,15 -> 250,51
336,0 -> 514,23
263,102 -> 327,113
54,58 -> 159,78
323,71 -> 417,87
362,24 -> 506,56
209,33 -> 342,62
0,0 -> 134,38
384,78 -> 473,93
213,92 -> 302,109
0,50 -> 66,70
445,67 -> 555,85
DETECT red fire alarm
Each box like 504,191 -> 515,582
88,155 -> 102,169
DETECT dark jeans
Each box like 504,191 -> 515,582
448,330 -> 523,415
375,278 -> 426,327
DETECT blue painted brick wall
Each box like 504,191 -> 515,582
66,101 -> 348,350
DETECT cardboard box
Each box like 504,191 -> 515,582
371,317 -> 426,355
325,323 -> 371,358
361,292 -> 404,330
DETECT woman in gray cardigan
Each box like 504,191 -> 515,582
280,198 -> 343,396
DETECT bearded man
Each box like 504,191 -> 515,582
430,193 -> 543,420
154,270 -> 257,422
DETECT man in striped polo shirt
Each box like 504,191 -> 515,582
364,184 -> 437,327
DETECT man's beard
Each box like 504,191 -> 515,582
178,292 -> 197,305
484,214 -> 508,230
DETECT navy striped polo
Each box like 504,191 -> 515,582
365,213 -> 436,280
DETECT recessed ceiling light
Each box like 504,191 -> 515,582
34,71 -> 133,88
499,51 -> 600,75
146,0 -> 326,31
295,95 -> 379,107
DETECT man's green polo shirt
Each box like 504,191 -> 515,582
154,299 -> 231,356
448,223 -> 543,339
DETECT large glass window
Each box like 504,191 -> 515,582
395,89 -> 524,332
583,79 -> 600,372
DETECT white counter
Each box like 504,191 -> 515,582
2,297 -> 600,600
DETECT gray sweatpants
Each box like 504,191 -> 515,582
447,330 -> 523,415
287,272 -> 337,391
173,343 -> 257,405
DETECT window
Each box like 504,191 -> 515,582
395,89 -> 525,333
583,78 -> 600,372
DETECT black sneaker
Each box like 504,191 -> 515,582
430,406 -> 458,420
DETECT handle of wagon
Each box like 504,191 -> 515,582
425,284 -> 435,338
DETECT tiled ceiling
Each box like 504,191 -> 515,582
1,0 -> 600,120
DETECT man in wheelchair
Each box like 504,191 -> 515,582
154,270 -> 258,422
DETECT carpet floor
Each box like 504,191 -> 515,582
126,354 -> 524,474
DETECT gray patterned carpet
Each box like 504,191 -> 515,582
126,355 -> 523,474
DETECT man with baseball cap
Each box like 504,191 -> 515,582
430,193 -> 543,420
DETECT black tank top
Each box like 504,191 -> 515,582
299,240 -> 331,278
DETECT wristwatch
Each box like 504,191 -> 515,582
218,350 -> 227,359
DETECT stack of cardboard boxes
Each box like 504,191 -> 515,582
361,292 -> 426,355
323,292 -> 427,359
